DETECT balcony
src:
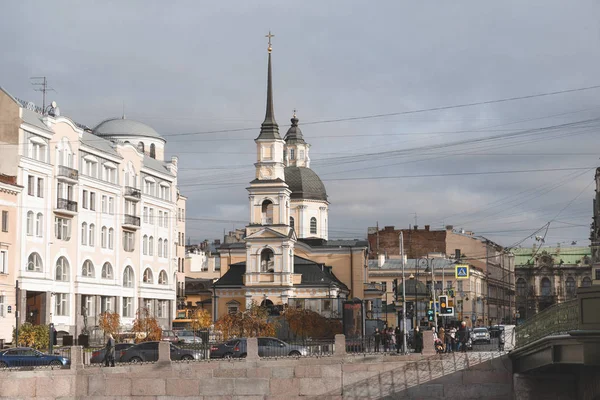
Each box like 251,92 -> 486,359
55,198 -> 78,216
124,186 -> 141,201
57,165 -> 79,182
123,214 -> 141,230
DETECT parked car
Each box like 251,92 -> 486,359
210,337 -> 308,358
120,341 -> 201,363
0,347 -> 70,368
488,325 -> 504,339
176,331 -> 203,344
161,330 -> 179,343
472,327 -> 491,344
90,343 -> 133,364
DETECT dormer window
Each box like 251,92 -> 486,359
83,156 -> 98,178
137,142 -> 145,153
29,136 -> 48,162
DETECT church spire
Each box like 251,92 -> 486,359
257,31 -> 281,140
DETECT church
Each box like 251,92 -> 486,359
214,36 -> 369,319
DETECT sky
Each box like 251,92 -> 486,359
2,0 -> 600,251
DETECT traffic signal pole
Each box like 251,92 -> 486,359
400,232 -> 407,355
430,259 -> 438,333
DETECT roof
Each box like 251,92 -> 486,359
80,131 -> 120,156
184,277 -> 214,294
298,238 -> 368,248
21,108 -> 53,133
93,118 -> 164,141
512,246 -> 590,266
397,279 -> 430,298
143,156 -> 173,176
284,115 -> 305,144
284,166 -> 327,201
256,52 -> 281,141
368,258 -> 456,270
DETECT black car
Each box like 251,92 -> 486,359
120,341 -> 202,363
90,343 -> 133,364
0,347 -> 70,368
210,339 -> 244,359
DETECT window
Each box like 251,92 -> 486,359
123,231 -> 135,252
144,179 -> 156,196
163,212 -> 168,227
149,143 -> 156,159
103,164 -> 116,183
82,295 -> 94,317
566,277 -> 576,298
137,142 -> 145,153
149,208 -> 154,224
158,239 -> 163,257
27,253 -> 43,272
261,200 -> 273,225
90,192 -> 96,211
30,138 -> 47,162
0,294 -> 5,317
1,211 -> 7,232
143,268 -> 153,284
0,251 -> 6,274
55,256 -> 69,281
122,297 -> 133,318
35,213 -> 43,237
123,266 -> 134,287
227,301 -> 240,315
157,300 -> 167,318
37,178 -> 43,198
82,190 -> 88,209
108,197 -> 114,214
89,224 -> 95,246
158,270 -> 168,285
310,217 -> 317,235
124,200 -> 135,216
101,262 -> 113,279
108,228 -> 114,249
101,195 -> 107,213
143,207 -> 148,223
81,222 -> 87,245
541,277 -> 552,296
158,211 -> 163,227
290,216 -> 294,230
28,175 -> 35,196
517,278 -> 527,297
446,281 -> 453,289
596,269 -> 600,280
101,226 -> 107,248
160,185 -> 170,201
289,148 -> 294,160
55,217 -> 70,240
260,248 -> 274,272
101,296 -> 113,313
299,149 -> 304,160
457,280 -> 463,292
582,277 -> 592,287
83,157 -> 98,178
55,293 -> 69,316
82,260 -> 94,278
164,240 -> 168,258
26,211 -> 34,236
149,236 -> 154,256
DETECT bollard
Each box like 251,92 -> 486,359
245,337 -> 259,360
334,334 -> 346,357
157,341 -> 172,364
70,346 -> 84,370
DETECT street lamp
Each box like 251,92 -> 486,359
420,257 -> 438,333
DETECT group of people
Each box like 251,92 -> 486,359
373,321 -> 472,354
435,321 -> 471,353
373,326 -> 424,353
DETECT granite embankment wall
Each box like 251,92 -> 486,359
0,351 -> 512,399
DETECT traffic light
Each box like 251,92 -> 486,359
439,295 -> 449,314
448,288 -> 455,298
427,309 -> 434,322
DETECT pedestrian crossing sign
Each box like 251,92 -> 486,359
455,264 -> 469,279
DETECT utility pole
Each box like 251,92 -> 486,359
30,77 -> 55,112
429,258 -> 438,333
15,280 -> 19,346
400,232 -> 407,355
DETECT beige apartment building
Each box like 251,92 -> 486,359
0,87 -> 186,340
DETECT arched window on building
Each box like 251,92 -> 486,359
516,278 -> 527,297
261,200 -> 273,225
89,224 -> 95,246
56,257 -> 69,281
137,142 -> 145,154
565,277 -> 576,299
290,216 -> 294,230
101,226 -> 107,248
36,213 -> 43,237
26,211 -> 34,235
82,260 -> 95,278
158,238 -> 163,257
582,277 -> 592,287
101,262 -> 113,279
143,268 -> 154,284
27,252 -> 43,272
143,235 -> 148,255
149,236 -> 154,256
158,270 -> 168,285
260,248 -> 274,273
163,240 -> 168,258
310,217 -> 317,235
540,277 -> 552,296
123,266 -> 134,288
150,143 -> 156,159
81,222 -> 87,245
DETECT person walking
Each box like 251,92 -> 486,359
374,328 -> 381,353
457,321 -> 469,353
103,334 -> 116,367
414,327 -> 423,353
438,327 -> 446,353
449,326 -> 457,352
382,327 -> 389,352
388,327 -> 396,353
394,326 -> 403,354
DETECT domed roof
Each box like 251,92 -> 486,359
284,115 -> 306,144
284,166 -> 327,201
92,118 -> 164,141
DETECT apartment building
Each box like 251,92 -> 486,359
0,87 -> 186,338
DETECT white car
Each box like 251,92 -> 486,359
472,327 -> 491,344
177,331 -> 203,344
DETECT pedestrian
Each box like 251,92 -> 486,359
388,327 -> 396,353
382,327 -> 389,352
438,327 -> 446,353
104,334 -> 116,367
457,321 -> 469,353
374,328 -> 381,352
449,326 -> 457,352
414,327 -> 423,353
394,326 -> 402,354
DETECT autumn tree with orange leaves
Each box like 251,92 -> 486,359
215,301 -> 277,340
132,307 -> 162,343
282,307 -> 342,339
99,311 -> 121,338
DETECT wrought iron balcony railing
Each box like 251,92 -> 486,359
56,198 -> 77,212
515,299 -> 579,348
124,186 -> 141,199
123,214 -> 141,227
57,165 -> 79,180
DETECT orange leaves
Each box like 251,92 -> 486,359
215,301 -> 277,340
99,312 -> 121,338
132,307 -> 162,343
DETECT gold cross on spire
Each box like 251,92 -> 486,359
265,30 -> 274,53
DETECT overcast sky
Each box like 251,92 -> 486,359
3,1 -> 600,251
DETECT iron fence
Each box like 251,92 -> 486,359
258,339 -> 335,359
0,347 -> 70,370
515,298 -> 579,348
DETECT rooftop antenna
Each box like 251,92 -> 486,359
30,77 -> 55,113
122,101 -> 126,119
413,212 -> 418,227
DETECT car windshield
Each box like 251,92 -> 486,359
179,331 -> 193,336
225,340 -> 239,346
474,328 -> 488,333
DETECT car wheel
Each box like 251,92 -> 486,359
288,351 -> 301,357
239,353 -> 247,359
49,360 -> 62,366
129,356 -> 143,364
181,355 -> 193,361
0,361 -> 7,368
223,352 -> 233,359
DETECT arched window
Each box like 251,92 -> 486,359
26,211 -> 34,235
81,222 -> 87,245
89,223 -> 95,246
56,256 -> 69,281
290,217 -> 295,230
158,270 -> 168,285
101,262 -> 113,279
582,277 -> 592,287
541,277 -> 552,296
158,238 -> 163,257
36,213 -> 43,237
143,235 -> 148,255
149,236 -> 154,256
310,217 -> 317,235
260,248 -> 274,273
261,200 -> 273,225
150,143 -> 156,159
163,240 -> 168,258
565,277 -> 576,298
108,228 -> 114,249
82,260 -> 95,278
137,142 -> 145,153
516,278 -> 527,297
123,266 -> 134,288
143,268 -> 154,284
101,226 -> 107,248
27,252 -> 43,272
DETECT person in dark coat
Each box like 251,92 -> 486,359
395,326 -> 403,353
104,334 -> 116,367
457,322 -> 469,353
374,329 -> 381,352
414,327 -> 423,353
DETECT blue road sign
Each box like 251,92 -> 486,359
455,264 -> 470,279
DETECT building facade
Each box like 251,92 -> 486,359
0,87 -> 185,339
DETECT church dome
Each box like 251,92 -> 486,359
93,118 -> 164,141
284,115 -> 306,144
284,166 -> 327,201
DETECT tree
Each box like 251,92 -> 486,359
190,309 -> 212,333
13,323 -> 49,350
132,307 -> 162,343
282,307 -> 342,339
215,301 -> 277,340
99,311 -> 121,339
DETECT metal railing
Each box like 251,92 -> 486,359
57,165 -> 79,180
515,299 -> 579,348
124,186 -> 141,199
123,214 -> 141,227
258,339 -> 335,359
56,198 -> 77,212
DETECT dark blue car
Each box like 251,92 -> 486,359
0,347 -> 70,368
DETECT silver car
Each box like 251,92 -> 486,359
257,337 -> 309,357
472,327 -> 491,344
177,331 -> 203,344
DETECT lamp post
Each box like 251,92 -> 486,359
399,232 -> 407,355
421,257 -> 438,333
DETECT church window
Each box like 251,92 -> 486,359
540,277 -> 551,296
516,278 -> 526,296
290,216 -> 294,230
150,144 -> 156,159
290,148 -> 295,160
263,146 -> 272,160
582,277 -> 592,287
310,217 -> 317,235
137,142 -> 145,153
261,200 -> 273,225
565,277 -> 576,298
260,248 -> 274,273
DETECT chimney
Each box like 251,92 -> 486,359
424,225 -> 430,231
378,253 -> 386,267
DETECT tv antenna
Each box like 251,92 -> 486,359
30,77 -> 55,113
